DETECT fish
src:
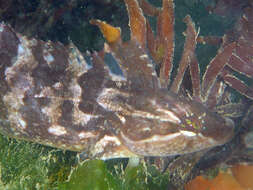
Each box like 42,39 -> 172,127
0,21 -> 234,160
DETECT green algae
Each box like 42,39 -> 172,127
0,134 -> 77,190
59,160 -> 120,190
59,159 -> 170,190
0,135 -> 171,190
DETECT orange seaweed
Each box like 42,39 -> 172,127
209,173 -> 244,190
186,171 -> 247,190
185,176 -> 211,190
232,164 -> 253,189
90,19 -> 121,44
124,0 -> 146,48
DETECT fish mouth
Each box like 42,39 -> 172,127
224,117 -> 235,139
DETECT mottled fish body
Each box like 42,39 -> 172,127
0,23 -> 234,159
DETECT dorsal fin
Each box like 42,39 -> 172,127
90,19 -> 161,91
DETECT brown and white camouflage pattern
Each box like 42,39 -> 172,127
0,22 -> 234,159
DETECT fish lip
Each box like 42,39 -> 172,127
224,117 -> 235,129
210,116 -> 235,145
224,117 -> 235,139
